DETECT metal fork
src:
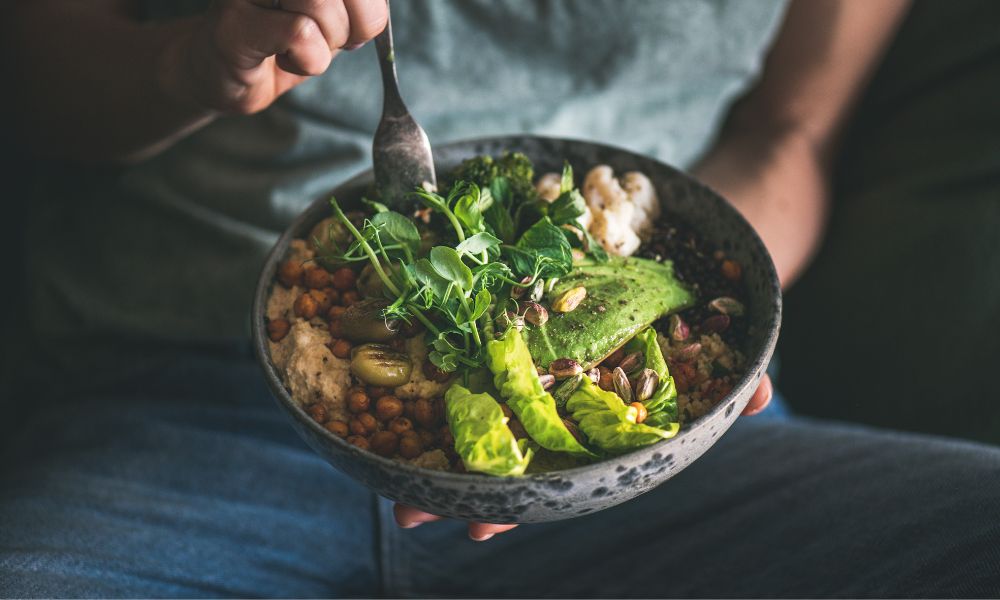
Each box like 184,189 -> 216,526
371,0 -> 436,205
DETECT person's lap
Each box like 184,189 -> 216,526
2,354 -> 999,598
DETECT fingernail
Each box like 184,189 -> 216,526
342,42 -> 365,51
470,533 -> 494,542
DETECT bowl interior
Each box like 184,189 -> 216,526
251,135 -> 781,522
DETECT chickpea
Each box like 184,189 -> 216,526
331,338 -> 353,360
403,400 -> 416,420
266,318 -> 290,342
277,260 -> 304,288
413,399 -> 435,428
347,435 -> 370,450
370,430 -> 400,457
438,424 -> 454,448
388,417 -> 413,435
598,366 -> 615,391
341,290 -> 360,307
432,398 -> 446,424
324,420 -> 349,438
376,395 -> 404,422
630,402 -> 648,424
416,428 -> 436,448
303,267 -> 331,289
350,413 -> 377,435
398,433 -> 423,459
309,289 -> 333,313
305,403 -> 327,423
328,319 -> 345,338
347,390 -> 370,414
332,267 -> 357,291
293,292 -> 319,319
327,305 -> 347,320
367,386 -> 390,399
321,287 -> 341,306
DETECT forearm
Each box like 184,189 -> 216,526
7,3 -> 215,164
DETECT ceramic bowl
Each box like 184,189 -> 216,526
251,135 -> 781,523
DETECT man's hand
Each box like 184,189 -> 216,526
393,375 -> 774,541
166,0 -> 388,115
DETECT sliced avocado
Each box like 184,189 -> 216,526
523,256 -> 694,369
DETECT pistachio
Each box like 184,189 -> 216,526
613,367 -> 632,402
350,343 -> 413,387
551,286 -> 587,313
635,368 -> 659,402
617,351 -> 644,374
668,314 -> 690,341
701,314 -> 731,333
552,374 -> 584,408
549,357 -> 584,379
522,301 -> 549,327
538,373 -> 556,390
675,342 -> 702,362
341,298 -> 400,342
546,278 -> 560,293
529,278 -> 546,302
708,297 -> 745,317
587,367 -> 601,384
511,276 -> 532,299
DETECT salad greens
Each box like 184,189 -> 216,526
566,379 -> 679,454
623,328 -> 678,428
445,384 -> 534,476
486,329 -> 595,457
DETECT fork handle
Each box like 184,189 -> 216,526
374,1 -> 407,119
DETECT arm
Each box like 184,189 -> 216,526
693,0 -> 911,287
4,0 -> 387,164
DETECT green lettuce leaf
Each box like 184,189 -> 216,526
566,378 -> 679,454
624,328 -> 679,425
486,329 -> 595,457
444,384 -> 533,476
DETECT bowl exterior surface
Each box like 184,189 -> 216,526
252,136 -> 781,523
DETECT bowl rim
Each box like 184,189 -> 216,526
251,134 -> 782,484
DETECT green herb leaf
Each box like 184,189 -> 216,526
456,232 -> 502,257
412,259 -> 452,300
548,190 -> 587,226
362,197 -> 390,214
470,288 -> 492,321
370,211 -> 421,257
430,246 -> 474,291
560,161 -> 574,194
453,183 -> 493,234
515,217 -> 573,278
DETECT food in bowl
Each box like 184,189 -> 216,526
264,153 -> 747,476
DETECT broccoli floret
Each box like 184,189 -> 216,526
450,152 -> 536,202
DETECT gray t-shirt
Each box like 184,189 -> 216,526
23,0 -> 786,381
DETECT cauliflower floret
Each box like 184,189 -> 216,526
535,172 -> 562,202
271,320 -> 352,422
582,165 -> 660,256
590,205 -> 642,257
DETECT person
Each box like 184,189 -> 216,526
2,0 -> 999,597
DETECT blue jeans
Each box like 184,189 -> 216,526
2,352 -> 999,598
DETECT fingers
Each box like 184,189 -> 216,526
468,522 -> 519,542
342,0 -> 389,47
741,374 -> 773,416
261,0 -> 351,50
216,1 -> 332,75
393,504 -> 444,529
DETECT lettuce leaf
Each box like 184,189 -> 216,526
566,378 -> 679,453
444,384 -> 533,476
624,328 -> 679,426
486,329 -> 595,457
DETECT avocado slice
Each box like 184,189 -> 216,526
522,256 -> 695,369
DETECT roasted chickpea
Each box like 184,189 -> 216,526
347,390 -> 370,414
293,292 -> 319,319
367,386 -> 390,399
327,305 -> 347,320
347,435 -> 370,450
350,412 -> 377,435
277,260 -> 304,288
375,395 -> 404,421
331,338 -> 353,360
438,424 -> 454,448
332,267 -> 357,291
305,403 -> 327,423
328,319 -> 345,338
388,417 -> 413,435
266,318 -> 291,342
303,267 -> 331,289
413,399 -> 435,428
403,400 -> 416,420
325,420 -> 349,438
370,430 -> 399,457
321,287 -> 341,306
340,290 -> 361,307
398,433 -> 423,459
309,289 -> 332,313
416,428 -> 436,448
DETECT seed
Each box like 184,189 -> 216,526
375,395 -> 404,421
635,368 -> 659,402
552,374 -> 584,408
546,278 -> 560,293
675,342 -> 702,362
347,389 -> 370,413
266,318 -> 291,342
293,292 -> 319,319
324,420 -> 349,438
413,398 -> 436,428
370,430 -> 399,457
347,435 -> 370,450
551,286 -> 587,313
587,367 -> 601,384
721,259 -> 742,282
309,289 -> 332,314
277,260 -> 304,288
398,433 -> 424,459
549,358 -> 583,379
668,314 -> 690,341
701,314 -> 731,333
708,297 -> 745,317
538,373 -> 556,390
522,301 -> 549,327
529,279 -> 546,302
306,403 -> 328,423
511,276 -> 532,299
330,338 -> 352,359
331,267 -> 357,291
630,402 -> 648,424
350,412 -> 377,435
327,305 -> 347,320
303,267 -> 331,289
613,367 -> 632,402
388,417 -> 413,435
340,290 -> 360,307
617,351 -> 644,374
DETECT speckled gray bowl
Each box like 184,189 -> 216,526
252,135 -> 781,523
